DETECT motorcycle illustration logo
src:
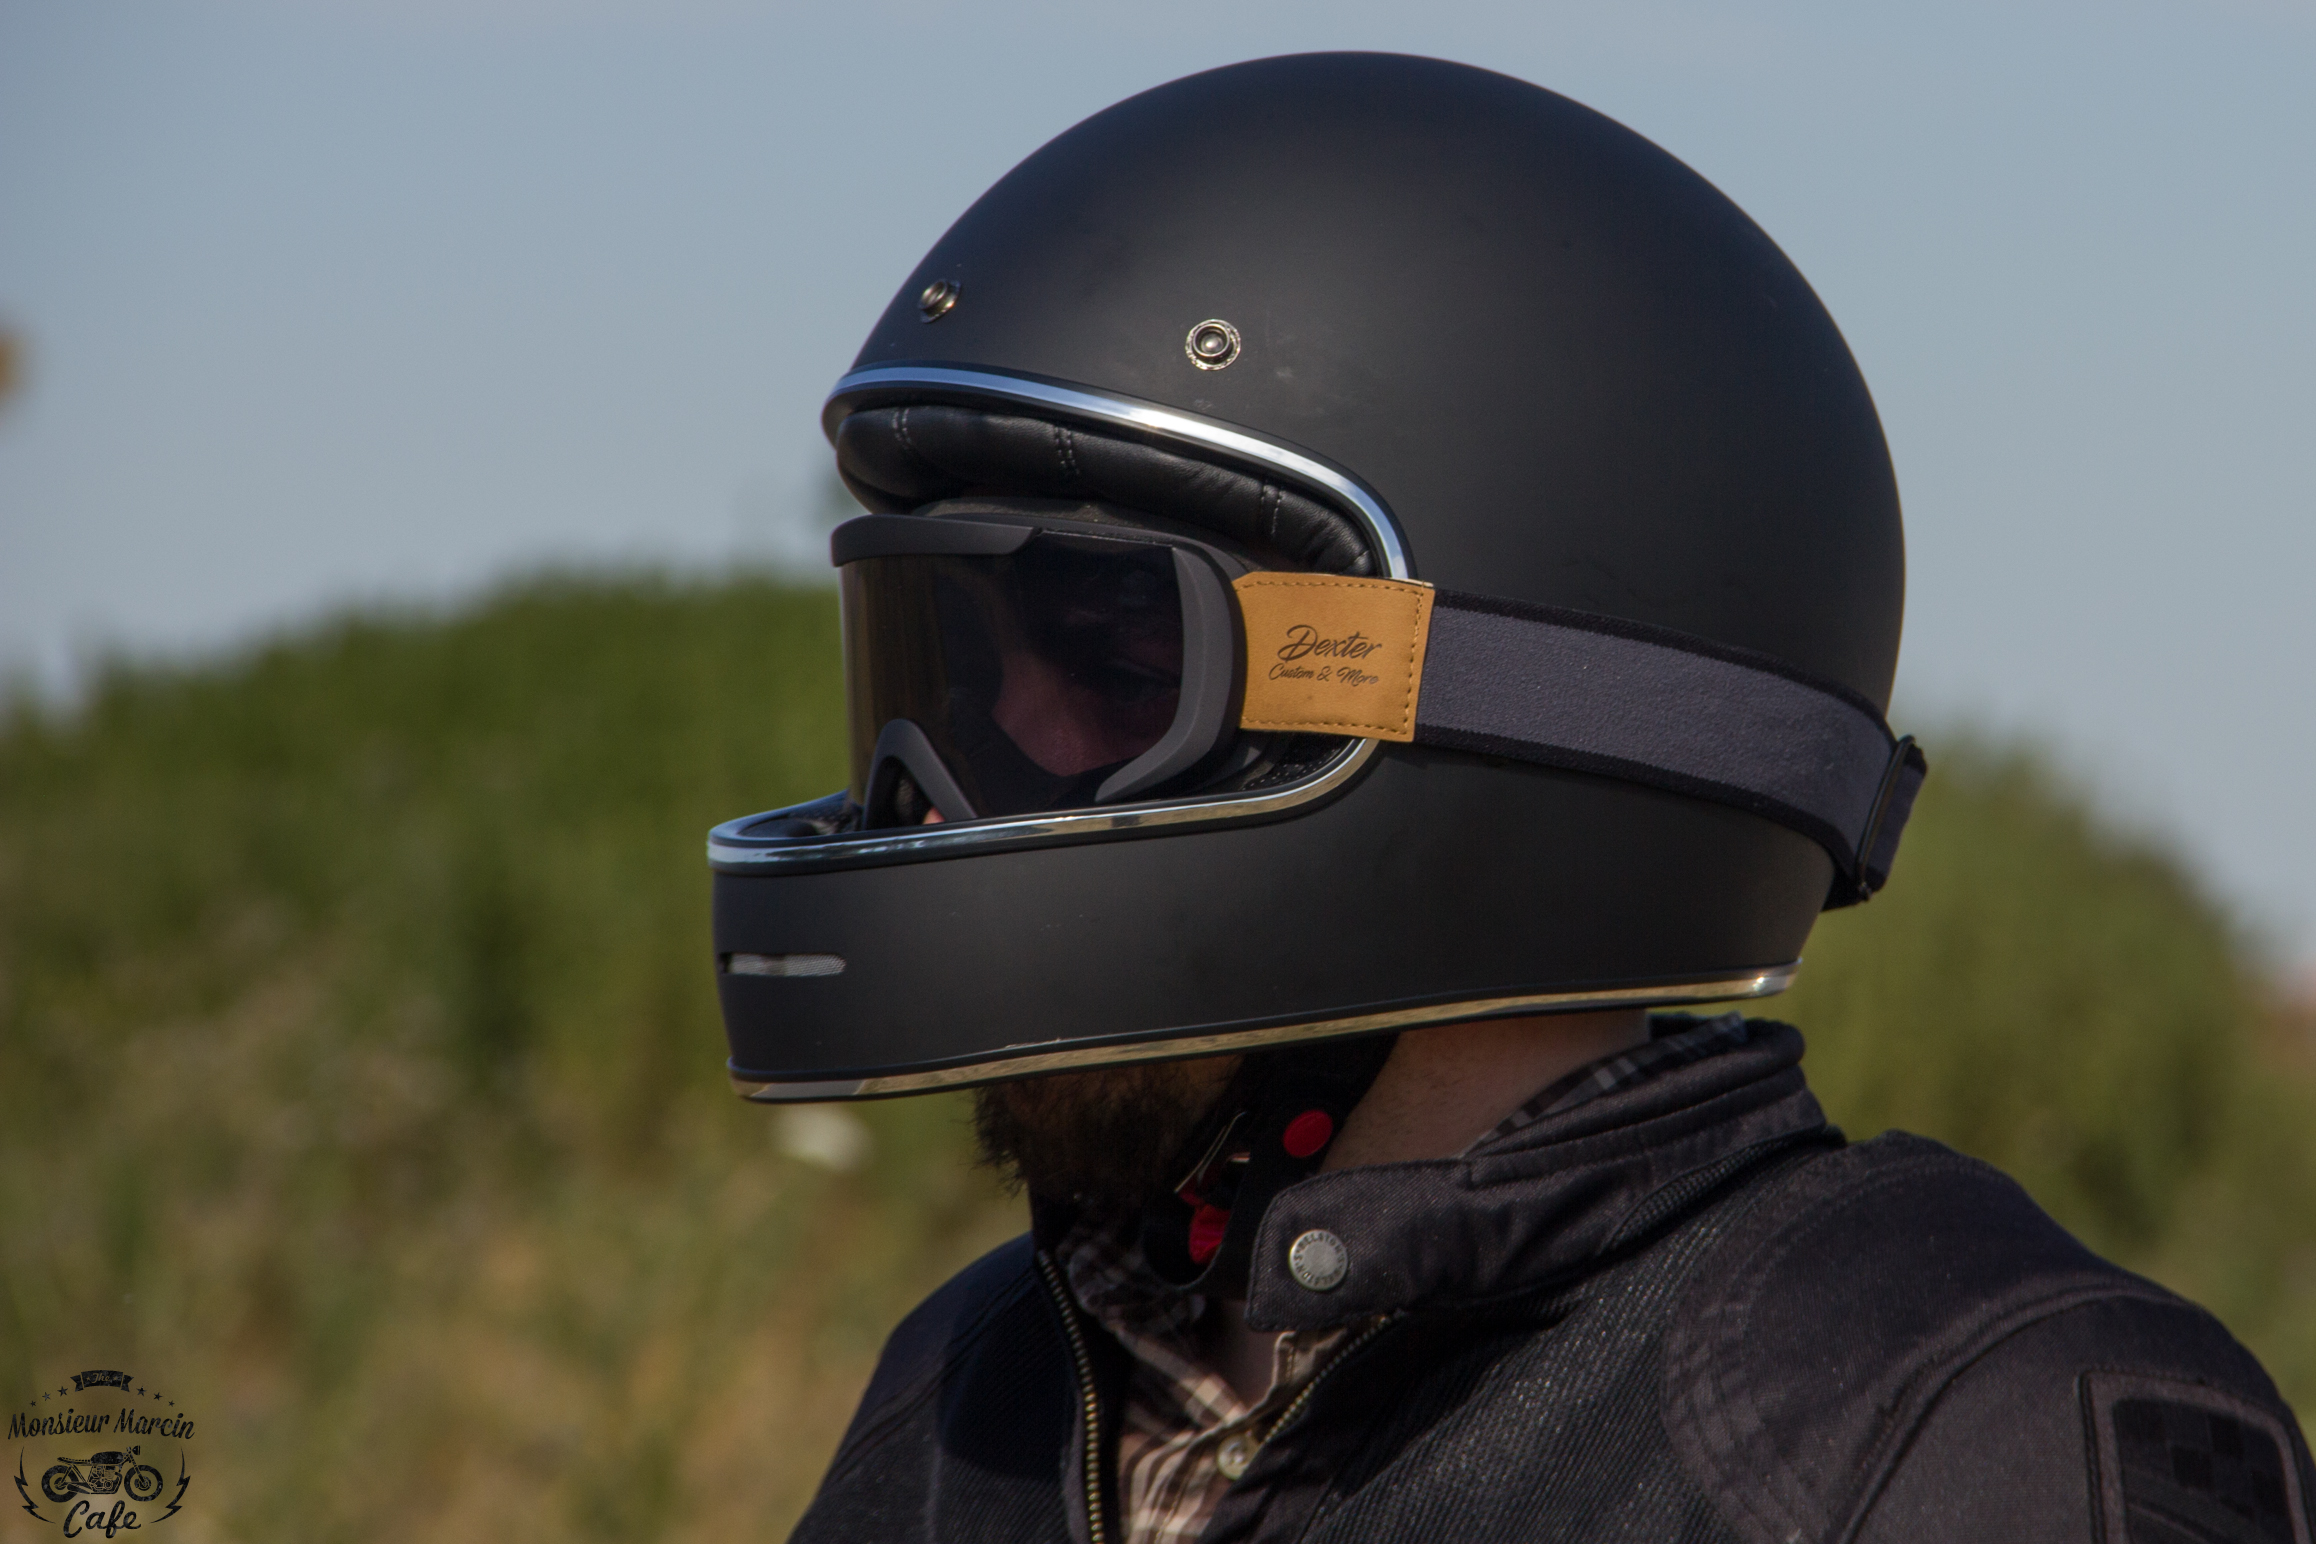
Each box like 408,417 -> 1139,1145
12,1368 -> 195,1531
40,1446 -> 165,1504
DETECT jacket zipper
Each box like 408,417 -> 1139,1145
1260,1315 -> 1397,1448
1035,1249 -> 1110,1544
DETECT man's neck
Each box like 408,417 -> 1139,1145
1197,1007 -> 1650,1403
1320,1008 -> 1651,1170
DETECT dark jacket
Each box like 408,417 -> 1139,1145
791,1025 -> 2316,1543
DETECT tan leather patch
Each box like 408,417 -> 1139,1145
1234,573 -> 1434,741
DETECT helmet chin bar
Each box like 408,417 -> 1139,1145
723,968 -> 1801,1102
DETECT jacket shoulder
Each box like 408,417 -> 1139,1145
820,1231 -> 1043,1476
1662,1133 -> 2312,1544
793,1232 -> 1087,1544
1859,1291 -> 2314,1543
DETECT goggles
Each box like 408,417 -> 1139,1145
836,507 -> 1259,826
823,504 -> 1923,902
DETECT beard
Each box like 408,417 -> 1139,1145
974,1055 -> 1244,1208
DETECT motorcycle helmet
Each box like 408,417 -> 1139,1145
708,52 -> 1922,1102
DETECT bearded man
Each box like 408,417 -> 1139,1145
706,53 -> 2315,1544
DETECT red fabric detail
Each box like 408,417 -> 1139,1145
1187,1204 -> 1231,1265
1282,1109 -> 1336,1159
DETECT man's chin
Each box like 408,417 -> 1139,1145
973,1055 -> 1244,1208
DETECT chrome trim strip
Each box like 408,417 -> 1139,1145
823,365 -> 1415,581
708,737 -> 1378,870
729,965 -> 1799,1102
743,1077 -> 870,1101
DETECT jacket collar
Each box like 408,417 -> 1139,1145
1240,1019 -> 1829,1331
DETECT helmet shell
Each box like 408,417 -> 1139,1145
711,53 -> 1906,1098
849,51 -> 1902,701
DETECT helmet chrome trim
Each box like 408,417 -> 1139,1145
728,964 -> 1801,1101
706,735 -> 1377,871
822,365 -> 1417,581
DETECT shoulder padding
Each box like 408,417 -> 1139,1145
828,1232 -> 1042,1467
1856,1295 -> 2311,1543
1660,1133 -> 2180,1544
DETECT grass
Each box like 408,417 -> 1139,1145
1,573 -> 2308,1539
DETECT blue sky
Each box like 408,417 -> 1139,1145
2,0 -> 2312,965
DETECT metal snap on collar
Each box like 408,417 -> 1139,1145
1288,1229 -> 1348,1291
1216,1434 -> 1255,1480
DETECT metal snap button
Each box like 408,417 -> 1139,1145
1288,1228 -> 1348,1291
1216,1434 -> 1255,1480
917,278 -> 961,321
1185,318 -> 1241,370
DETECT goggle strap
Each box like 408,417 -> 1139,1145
1229,574 -> 1924,901
1411,590 -> 1924,904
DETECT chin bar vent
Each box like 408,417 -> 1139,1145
724,953 -> 846,978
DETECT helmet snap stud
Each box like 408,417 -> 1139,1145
1185,318 -> 1241,370
917,279 -> 961,322
1281,1110 -> 1334,1159
1288,1229 -> 1349,1291
1187,1203 -> 1232,1266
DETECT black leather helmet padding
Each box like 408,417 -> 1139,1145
834,404 -> 1377,576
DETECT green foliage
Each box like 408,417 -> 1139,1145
0,575 -> 1021,1542
1,576 -> 2308,1539
1788,743 -> 2245,1243
1785,741 -> 2316,1402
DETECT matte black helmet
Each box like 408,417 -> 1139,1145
708,52 -> 1922,1101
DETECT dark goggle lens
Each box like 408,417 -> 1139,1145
841,536 -> 1188,820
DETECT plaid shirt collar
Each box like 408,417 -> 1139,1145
1057,1209 -> 1359,1544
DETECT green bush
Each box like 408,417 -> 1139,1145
1,575 -> 2307,1540
1784,740 -> 2316,1401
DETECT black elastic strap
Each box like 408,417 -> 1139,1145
1415,591 -> 1925,906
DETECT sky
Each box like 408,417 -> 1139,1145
1,0 -> 2312,968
